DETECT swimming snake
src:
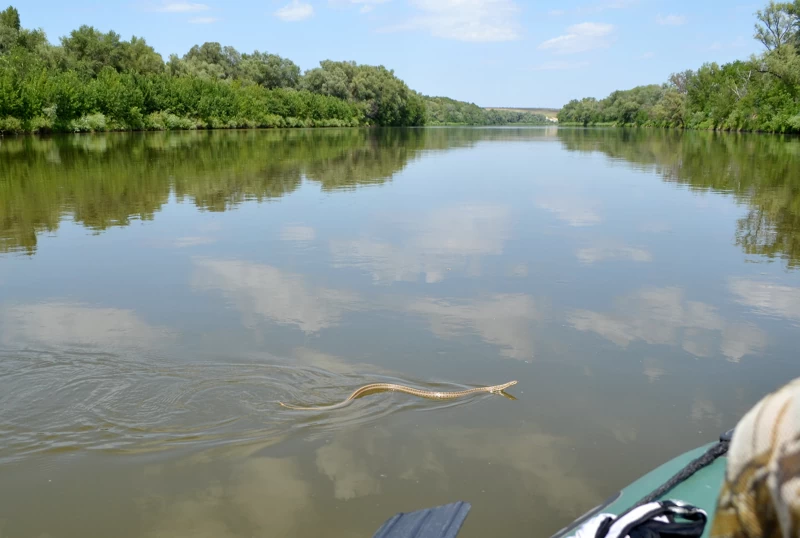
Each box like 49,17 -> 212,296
279,380 -> 518,410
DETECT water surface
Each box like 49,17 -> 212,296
2,127 -> 800,537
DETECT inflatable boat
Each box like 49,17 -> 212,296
372,429 -> 732,538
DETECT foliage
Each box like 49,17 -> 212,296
302,60 -> 426,126
558,128 -> 800,268
6,127 -> 800,272
1,128 -> 563,253
0,6 -> 534,133
559,0 -> 800,133
0,129 -> 425,252
425,96 -> 548,125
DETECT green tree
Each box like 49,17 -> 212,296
0,5 -> 20,53
0,4 -> 551,132
60,25 -> 126,76
119,36 -> 164,75
754,1 -> 797,51
0,5 -> 19,30
239,51 -> 300,89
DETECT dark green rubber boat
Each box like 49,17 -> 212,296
549,428 -> 732,538
372,429 -> 733,538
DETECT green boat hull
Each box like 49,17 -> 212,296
372,431 -> 732,538
551,432 -> 731,538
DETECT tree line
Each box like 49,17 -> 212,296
0,6 -> 546,134
558,0 -> 800,133
557,128 -> 800,267
7,127 -> 799,268
2,127 -> 558,253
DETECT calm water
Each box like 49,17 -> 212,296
1,127 -> 799,537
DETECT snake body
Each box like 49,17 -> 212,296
279,380 -> 517,411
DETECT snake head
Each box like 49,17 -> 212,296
495,380 -> 517,392
488,381 -> 518,400
492,381 -> 518,400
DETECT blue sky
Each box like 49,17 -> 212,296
19,0 -> 766,107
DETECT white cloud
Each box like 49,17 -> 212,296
548,9 -> 566,16
173,235 -> 217,246
155,2 -> 210,12
280,225 -> 316,242
536,196 -> 602,226
643,358 -> 665,383
331,204 -> 510,284
316,435 -> 384,500
576,0 -> 637,13
188,16 -> 219,23
291,346 -> 392,376
538,22 -> 615,54
656,14 -> 686,26
568,287 -> 767,362
530,61 -> 590,71
2,302 -> 172,351
142,457 -> 312,538
437,426 -> 600,513
408,294 -> 540,360
274,0 -> 314,21
576,245 -> 653,264
729,278 -> 800,323
192,258 -> 363,333
312,422 -> 601,518
382,0 -> 521,42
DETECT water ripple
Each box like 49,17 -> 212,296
0,349 -> 496,462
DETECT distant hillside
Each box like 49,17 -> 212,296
485,107 -> 561,119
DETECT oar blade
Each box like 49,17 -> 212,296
371,501 -> 471,538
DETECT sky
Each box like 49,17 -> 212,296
17,0 -> 766,108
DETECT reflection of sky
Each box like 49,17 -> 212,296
569,287 -> 766,362
192,258 -> 364,334
2,133 -> 797,377
536,195 -> 602,227
1,302 -> 172,352
136,418 -> 602,538
729,278 -> 800,323
4,130 -> 800,538
576,244 -> 652,264
142,455 -> 312,538
408,294 -> 539,360
331,204 -> 510,284
280,224 -> 316,243
2,134 -> 797,381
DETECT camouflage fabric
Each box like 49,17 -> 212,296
710,377 -> 800,538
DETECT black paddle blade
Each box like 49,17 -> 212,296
372,501 -> 471,538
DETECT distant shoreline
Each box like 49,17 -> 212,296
484,107 -> 561,119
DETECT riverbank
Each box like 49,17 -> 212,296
0,115 -> 555,135
556,122 -> 800,135
0,8 -> 548,136
0,112 -> 362,135
557,0 -> 800,136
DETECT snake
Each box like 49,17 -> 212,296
279,380 -> 518,411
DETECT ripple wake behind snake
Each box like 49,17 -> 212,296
0,349 -> 518,460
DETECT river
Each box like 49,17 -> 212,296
1,127 -> 799,537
